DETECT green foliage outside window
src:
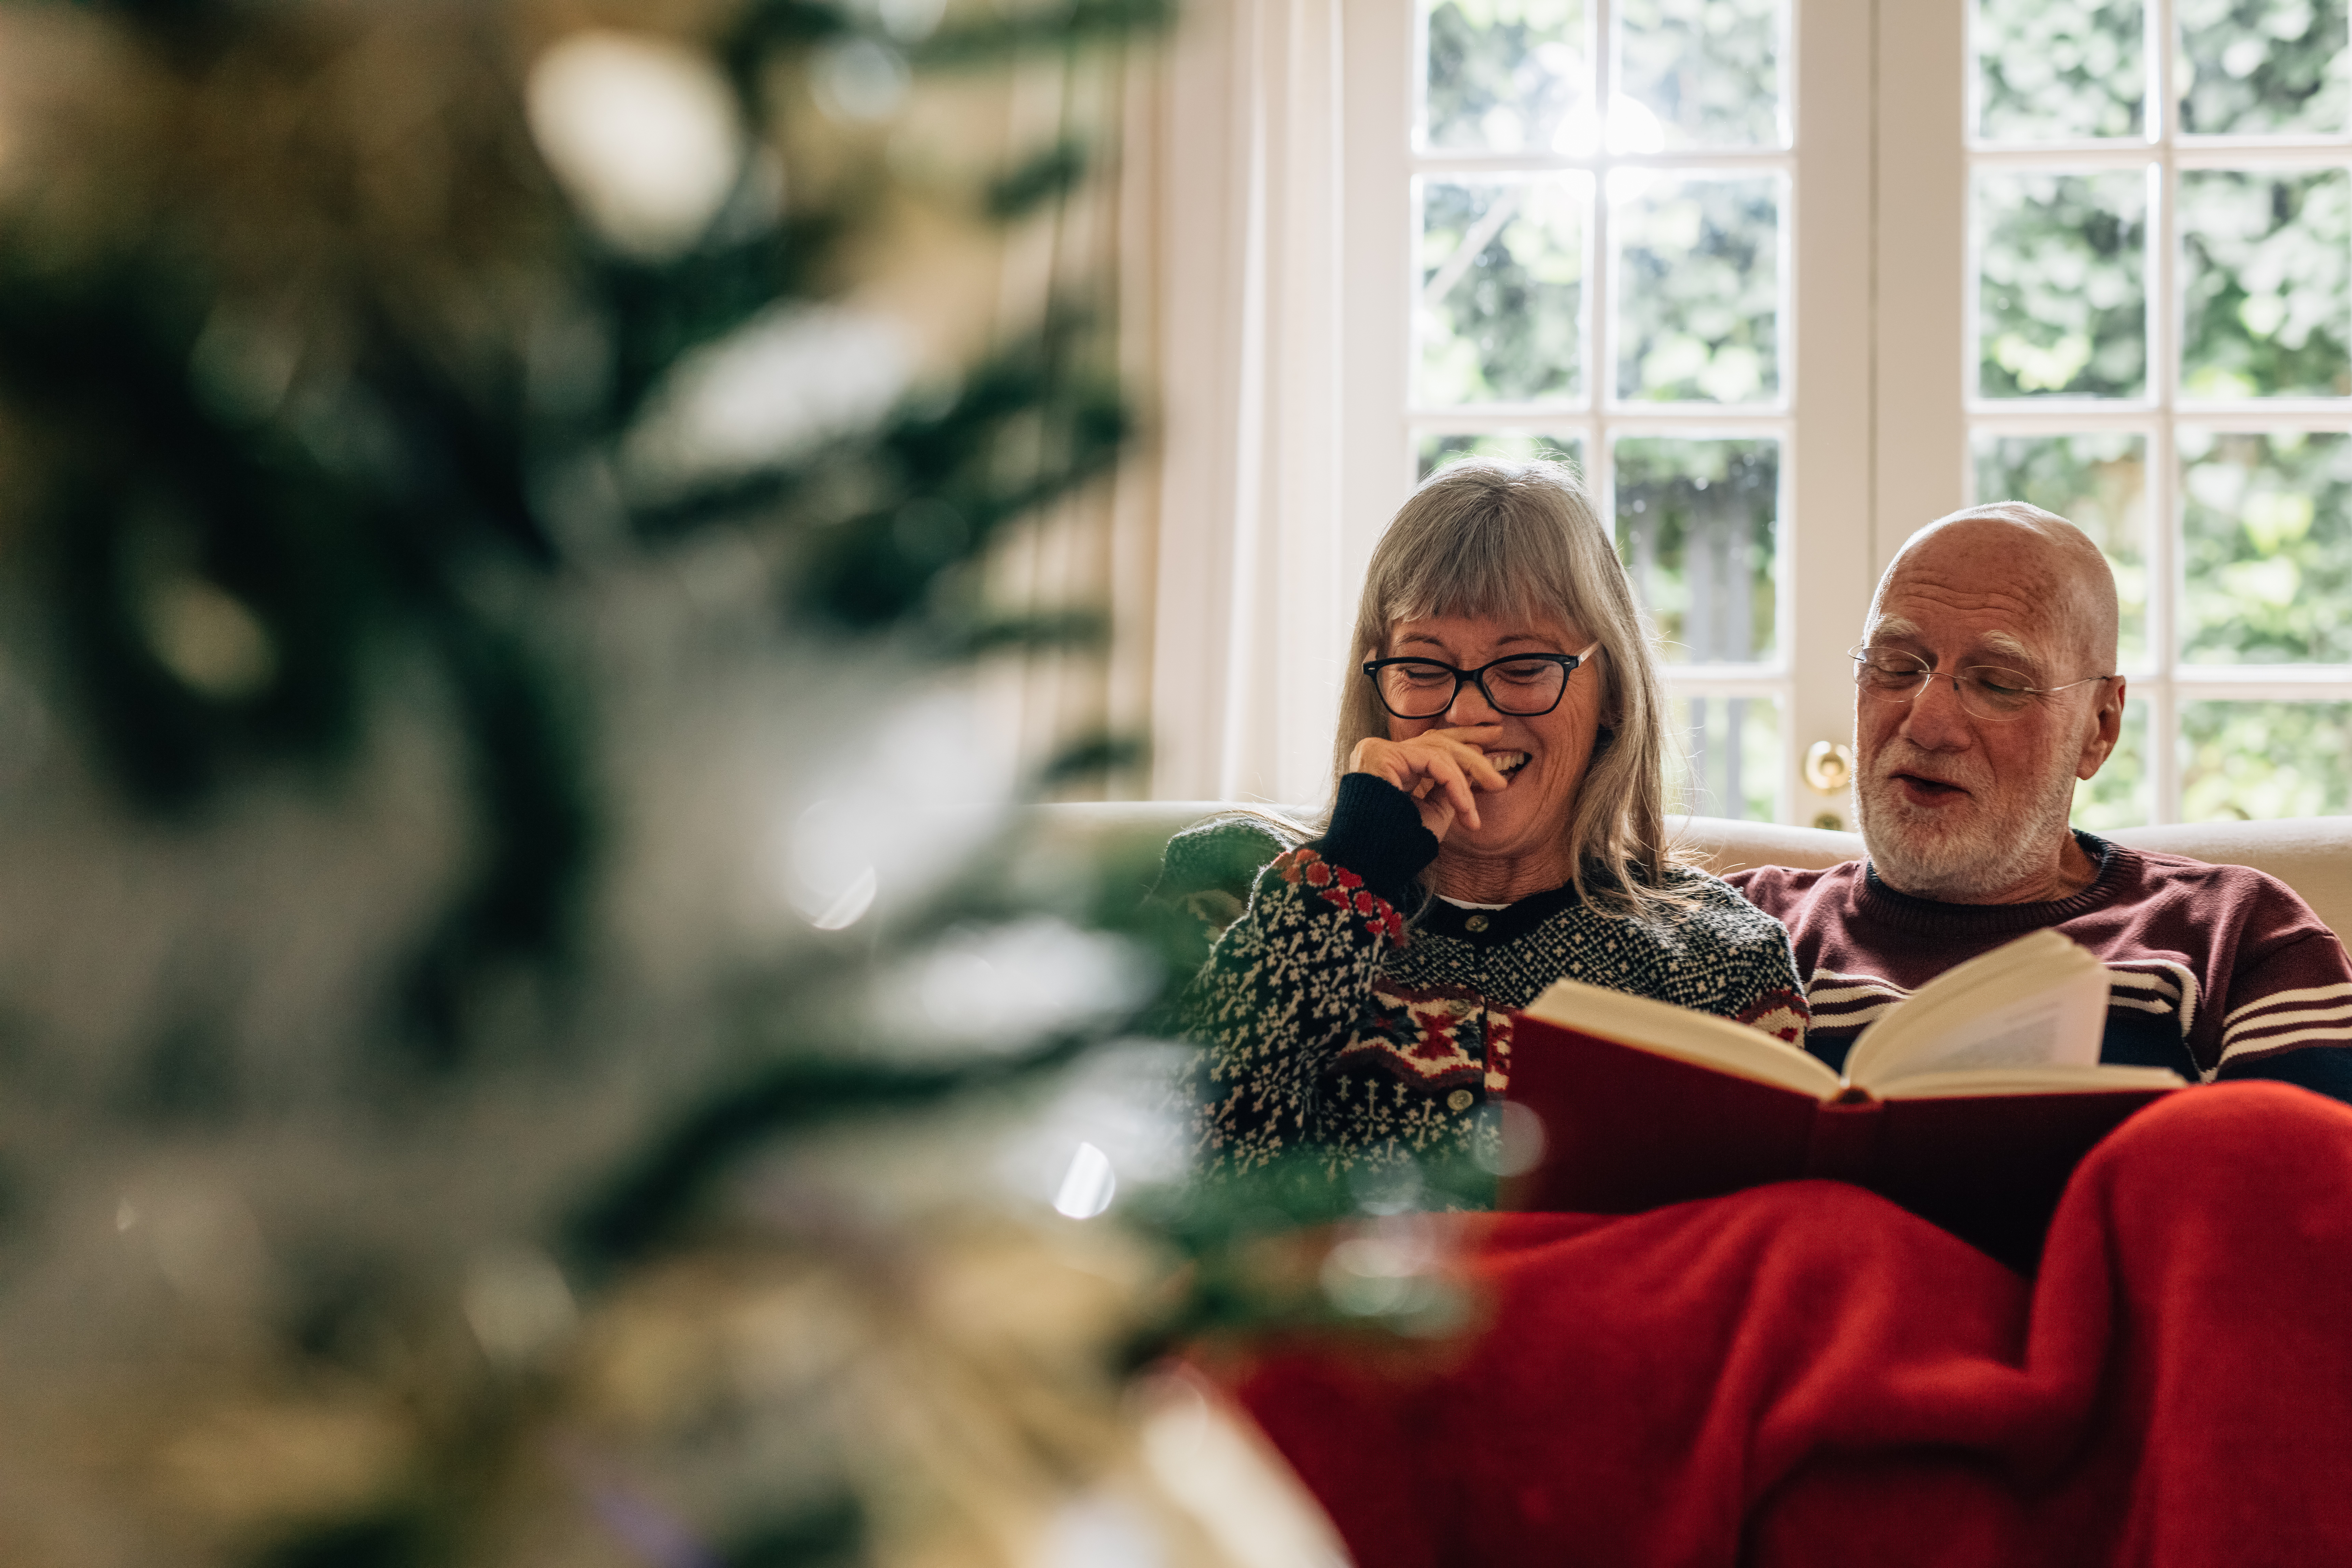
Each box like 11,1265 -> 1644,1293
1977,171 -> 2147,399
2181,170 -> 2352,399
1975,0 -> 2146,140
1615,0 -> 1784,148
1976,0 -> 2352,141
1616,176 -> 1780,403
1418,178 -> 1587,404
2183,701 -> 2352,817
2178,0 -> 2351,135
2182,430 -> 2352,664
1424,0 -> 1587,150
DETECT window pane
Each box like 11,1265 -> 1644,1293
1418,432 -> 1585,480
1614,173 -> 1781,404
1418,176 -> 1590,407
1423,0 -> 1591,152
2181,700 -> 2352,819
2181,169 -> 2352,401
2073,694 -> 2151,829
1614,0 -> 1786,150
1613,437 -> 1778,663
1975,0 -> 2145,141
1976,169 -> 2148,399
1671,694 -> 1783,821
2179,0 -> 2351,137
2181,430 -> 2352,663
1971,432 -> 2149,667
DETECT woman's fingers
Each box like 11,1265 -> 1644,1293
1423,753 -> 1480,830
1344,729 -> 1511,838
1424,726 -> 1509,790
1402,744 -> 1499,803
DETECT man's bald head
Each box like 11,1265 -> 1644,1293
1871,502 -> 2118,675
1853,499 -> 2128,904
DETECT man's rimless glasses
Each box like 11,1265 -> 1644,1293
1364,642 -> 1604,720
1849,645 -> 2115,723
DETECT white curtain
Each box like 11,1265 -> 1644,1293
975,0 -> 1358,810
1144,0 -> 1352,808
970,42 -> 1169,801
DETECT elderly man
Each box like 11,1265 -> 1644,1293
1731,502 -> 2352,1101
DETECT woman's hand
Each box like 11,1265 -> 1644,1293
1347,725 -> 1509,839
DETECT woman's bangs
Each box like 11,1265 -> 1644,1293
1378,524 -> 1571,632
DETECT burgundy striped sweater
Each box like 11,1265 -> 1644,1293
1728,831 -> 2352,1103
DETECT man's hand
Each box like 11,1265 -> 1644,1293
1347,725 -> 1508,839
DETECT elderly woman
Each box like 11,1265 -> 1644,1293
1174,459 -> 1806,1181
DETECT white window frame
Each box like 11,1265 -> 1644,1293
1341,0 -> 1875,827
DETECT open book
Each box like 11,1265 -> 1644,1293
1499,930 -> 2185,1270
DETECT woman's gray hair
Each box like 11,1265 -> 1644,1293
1324,457 -> 1689,916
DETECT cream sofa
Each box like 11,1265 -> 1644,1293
1040,803 -> 2352,941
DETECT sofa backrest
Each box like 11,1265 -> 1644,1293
1038,801 -> 2352,943
1676,814 -> 2352,942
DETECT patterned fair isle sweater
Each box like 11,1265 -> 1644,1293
1174,774 -> 1810,1181
1729,832 -> 2352,1104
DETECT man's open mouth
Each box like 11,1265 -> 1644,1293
1487,750 -> 1531,779
1892,772 -> 1968,801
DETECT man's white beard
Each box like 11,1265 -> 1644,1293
1857,745 -> 2082,902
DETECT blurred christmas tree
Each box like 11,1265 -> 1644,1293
0,1 -> 1363,1563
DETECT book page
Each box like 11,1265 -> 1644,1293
1522,978 -> 1843,1099
1876,1063 -> 2185,1099
1846,931 -> 2112,1089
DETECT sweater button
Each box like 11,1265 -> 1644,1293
1465,914 -> 1490,933
1447,1089 -> 1475,1112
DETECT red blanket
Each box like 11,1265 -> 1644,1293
1226,1082 -> 2352,1567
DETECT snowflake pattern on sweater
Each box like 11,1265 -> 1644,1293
1183,814 -> 1809,1182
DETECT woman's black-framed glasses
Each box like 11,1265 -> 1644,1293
1362,641 -> 1603,720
